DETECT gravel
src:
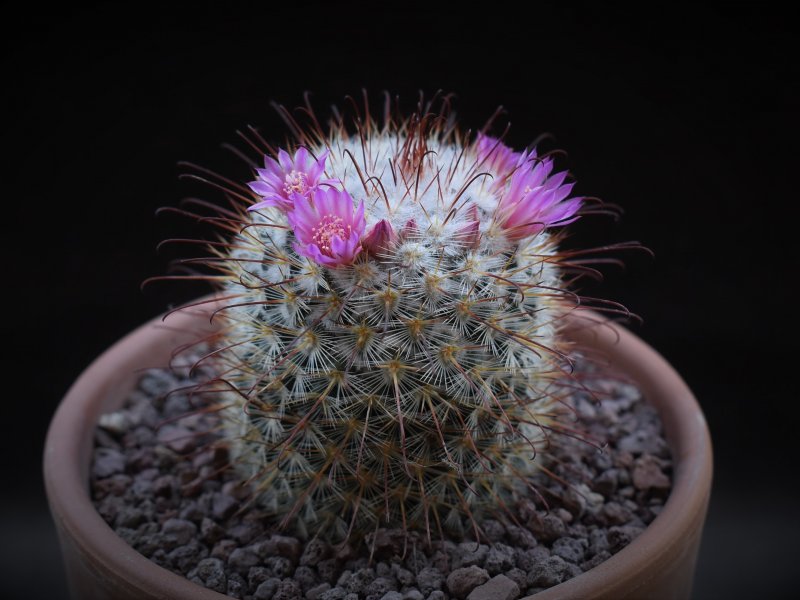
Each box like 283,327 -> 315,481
90,356 -> 672,599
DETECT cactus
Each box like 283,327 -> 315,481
166,98 -> 609,543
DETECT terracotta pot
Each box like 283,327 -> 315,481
44,305 -> 712,600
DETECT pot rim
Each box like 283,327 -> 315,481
44,305 -> 712,599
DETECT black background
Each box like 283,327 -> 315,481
2,2 -> 797,598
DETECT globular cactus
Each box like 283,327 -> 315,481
173,98 -> 595,542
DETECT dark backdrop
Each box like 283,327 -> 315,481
2,2 -> 797,598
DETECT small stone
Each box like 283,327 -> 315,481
335,543 -> 356,561
301,538 -> 332,566
393,566 -> 414,586
254,577 -> 281,599
514,546 -> 550,572
227,521 -> 258,544
565,561 -> 584,578
153,475 -> 174,498
416,567 -> 444,596
249,566 -> 273,588
294,565 -> 319,591
505,568 -> 527,589
94,427 -> 122,451
404,547 -> 430,572
319,587 -> 347,600
479,520 -> 506,543
93,474 -> 131,499
92,447 -> 126,478
121,424 -> 154,448
551,537 -> 587,564
588,529 -> 609,556
446,565 -> 490,599
133,398 -> 161,428
365,577 -> 395,600
403,590 -> 423,600
200,517 -> 224,544
528,513 -> 566,543
162,393 -> 190,417
526,555 -> 570,587
484,544 -> 515,575
274,579 -> 303,600
227,572 -> 246,598
156,424 -> 196,454
366,528 -> 406,558
582,550 -> 612,571
168,542 -> 204,573
222,479 -> 251,500
568,522 -> 588,539
632,454 -> 671,495
211,492 -> 238,521
307,582 -> 332,600
136,532 -> 164,556
179,501 -> 203,522
562,484 -> 588,518
266,556 -> 294,578
593,469 -> 618,496
430,550 -> 450,573
618,429 -> 667,456
317,558 -> 340,583
555,508 -> 573,523
149,548 -> 167,568
196,557 -> 226,593
607,525 -> 645,553
466,575 -> 520,600
614,451 -> 635,469
211,539 -> 237,561
601,501 -> 634,526
187,568 -> 203,587
98,411 -> 133,435
162,518 -> 197,547
228,546 -> 260,571
504,525 -> 537,549
259,534 -> 303,562
454,542 -> 488,568
426,593 -> 446,600
125,447 -> 155,472
115,507 -> 145,529
380,593 -> 403,600
131,477 -> 153,497
346,567 -> 375,595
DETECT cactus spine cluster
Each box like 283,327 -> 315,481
183,100 -> 588,542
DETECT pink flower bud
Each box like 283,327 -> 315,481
361,219 -> 397,255
401,218 -> 419,239
456,204 -> 481,249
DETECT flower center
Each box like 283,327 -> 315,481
311,214 -> 351,254
284,170 -> 309,196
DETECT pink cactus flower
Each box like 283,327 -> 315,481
361,219 -> 397,255
287,188 -> 366,267
475,133 -> 538,193
475,133 -> 521,175
495,158 -> 582,241
247,147 -> 337,212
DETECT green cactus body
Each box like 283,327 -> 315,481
199,114 -> 582,541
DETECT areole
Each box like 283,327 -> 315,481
44,303 -> 712,600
